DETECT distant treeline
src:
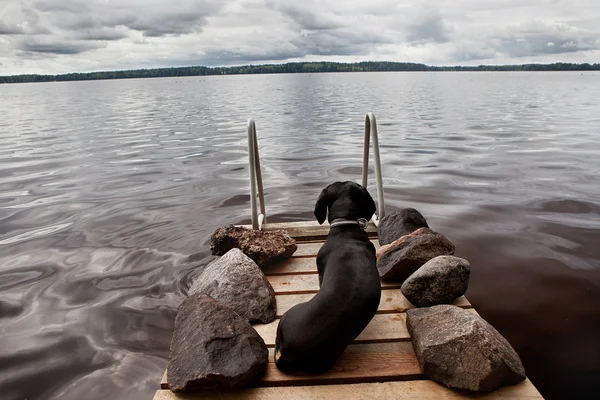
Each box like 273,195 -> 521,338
1,61 -> 599,84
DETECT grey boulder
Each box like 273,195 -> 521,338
378,208 -> 429,245
210,225 -> 297,267
189,248 -> 276,324
376,228 -> 455,281
401,255 -> 470,307
167,294 -> 268,392
406,305 -> 526,392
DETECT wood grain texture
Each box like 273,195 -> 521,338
239,221 -> 378,242
253,313 -> 410,348
267,274 -> 402,294
153,379 -> 543,399
269,342 -> 416,356
259,352 -> 422,387
293,240 -> 380,257
161,343 -> 420,390
274,290 -> 471,317
262,257 -> 317,276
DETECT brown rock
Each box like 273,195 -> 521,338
167,294 -> 268,392
406,305 -> 526,392
189,248 -> 276,324
378,208 -> 429,245
376,228 -> 455,281
210,225 -> 297,267
401,255 -> 470,307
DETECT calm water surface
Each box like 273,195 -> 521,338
1,72 -> 599,399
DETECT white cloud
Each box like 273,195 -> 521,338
0,0 -> 598,75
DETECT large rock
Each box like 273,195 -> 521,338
210,225 -> 297,267
167,294 -> 268,392
378,208 -> 429,245
376,228 -> 455,281
189,248 -> 276,324
406,305 -> 526,392
401,256 -> 470,307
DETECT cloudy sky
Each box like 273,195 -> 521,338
0,0 -> 599,75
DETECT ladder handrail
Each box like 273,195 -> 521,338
247,113 -> 385,229
362,112 -> 386,225
247,119 -> 266,230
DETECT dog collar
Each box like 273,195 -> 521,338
329,218 -> 369,230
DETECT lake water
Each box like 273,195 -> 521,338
1,72 -> 599,399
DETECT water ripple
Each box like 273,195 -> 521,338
0,72 -> 599,400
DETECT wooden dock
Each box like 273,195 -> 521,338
153,222 -> 543,399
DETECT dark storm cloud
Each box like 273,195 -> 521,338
407,15 -> 452,44
32,0 -> 90,14
72,28 -> 128,42
451,48 -> 497,63
270,2 -> 346,31
265,1 -> 392,59
30,0 -> 223,38
127,12 -> 214,38
495,21 -> 599,58
197,49 -> 306,66
0,21 -> 25,35
57,14 -> 135,33
197,34 -> 379,67
9,2 -> 52,35
291,29 -> 390,57
499,35 -> 595,57
18,39 -> 105,55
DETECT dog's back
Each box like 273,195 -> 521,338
275,182 -> 381,372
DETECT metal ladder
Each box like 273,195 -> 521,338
247,112 -> 385,230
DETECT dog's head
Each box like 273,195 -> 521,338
313,181 -> 376,224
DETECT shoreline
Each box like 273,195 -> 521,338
2,61 -> 598,85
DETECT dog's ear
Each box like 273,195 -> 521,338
359,186 -> 377,221
314,187 -> 331,225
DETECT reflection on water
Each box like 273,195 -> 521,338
1,72 -> 599,399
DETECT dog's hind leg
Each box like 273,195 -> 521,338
316,253 -> 326,287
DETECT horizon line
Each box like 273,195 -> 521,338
1,60 -> 598,84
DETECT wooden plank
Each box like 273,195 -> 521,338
253,313 -> 410,348
294,239 -> 380,257
269,245 -> 382,275
267,274 -> 321,295
162,343 -> 418,390
255,309 -> 479,348
260,353 -> 421,387
263,257 -> 317,276
240,221 -> 378,242
267,342 -> 415,357
153,378 -> 543,399
161,371 -> 169,390
267,274 -> 402,294
275,290 -> 471,318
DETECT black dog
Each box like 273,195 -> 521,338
274,181 -> 381,372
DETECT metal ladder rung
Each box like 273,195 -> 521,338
363,112 -> 386,225
247,113 -> 385,230
247,119 -> 266,230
